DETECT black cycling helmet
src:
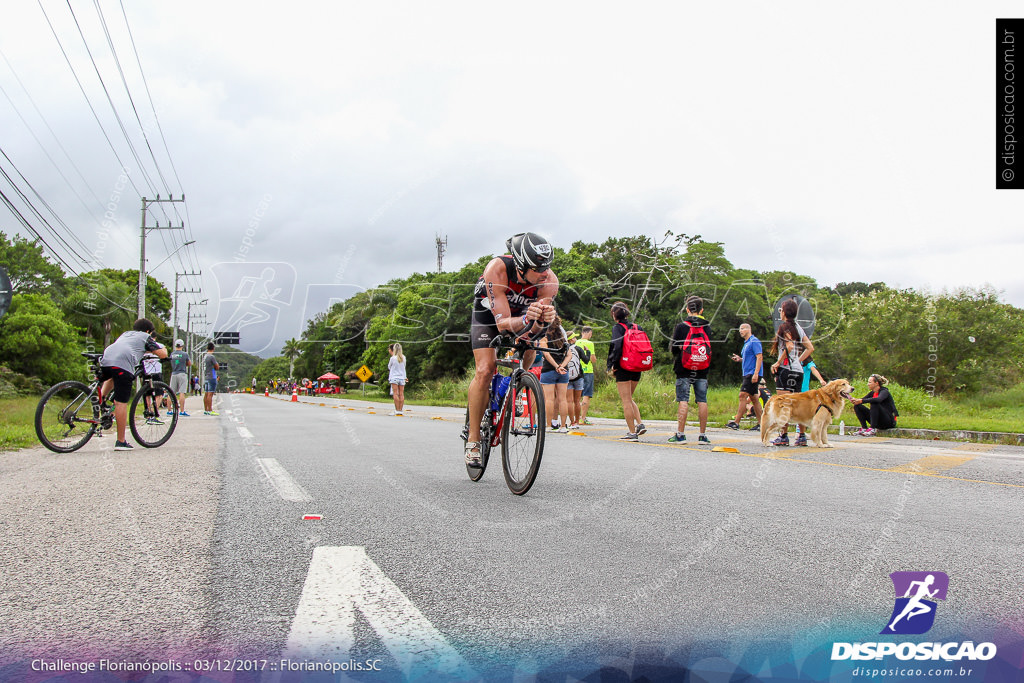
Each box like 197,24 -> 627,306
506,232 -> 553,273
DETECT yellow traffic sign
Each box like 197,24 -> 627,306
355,365 -> 373,382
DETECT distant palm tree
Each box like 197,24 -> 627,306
282,338 -> 302,379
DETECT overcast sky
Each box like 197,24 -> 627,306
1,1 -> 1021,356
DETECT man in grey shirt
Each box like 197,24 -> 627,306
203,342 -> 220,415
168,339 -> 192,416
100,318 -> 167,450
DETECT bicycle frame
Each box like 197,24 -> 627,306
485,339 -> 545,447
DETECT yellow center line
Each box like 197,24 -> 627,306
885,455 -> 977,475
580,434 -> 1024,489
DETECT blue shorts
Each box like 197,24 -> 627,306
582,372 -> 594,398
567,376 -> 584,392
390,379 -> 406,386
675,377 -> 708,404
540,370 -> 568,385
204,379 -> 217,393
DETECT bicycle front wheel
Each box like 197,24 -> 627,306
35,381 -> 97,453
500,371 -> 545,495
129,382 -> 178,447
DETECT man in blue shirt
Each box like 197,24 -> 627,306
727,323 -> 763,431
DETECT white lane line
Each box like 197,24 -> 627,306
237,426 -> 254,439
256,458 -> 312,502
284,546 -> 475,680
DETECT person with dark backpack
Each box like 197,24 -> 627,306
606,301 -> 648,441
669,296 -> 712,444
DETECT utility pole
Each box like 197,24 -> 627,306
139,194 -> 186,319
435,233 -> 447,273
173,271 -> 201,345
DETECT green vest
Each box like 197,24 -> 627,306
576,338 -> 595,373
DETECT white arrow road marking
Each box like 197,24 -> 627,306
284,546 -> 475,680
237,426 -> 254,439
256,458 -> 312,502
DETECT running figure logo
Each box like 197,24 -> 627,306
211,262 -> 296,354
881,571 -> 949,635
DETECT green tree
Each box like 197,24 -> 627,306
61,272 -> 134,348
0,231 -> 68,296
0,293 -> 84,385
282,338 -> 302,379
95,268 -> 173,325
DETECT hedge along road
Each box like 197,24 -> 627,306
1,393 -> 1023,679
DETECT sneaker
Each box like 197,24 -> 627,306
726,421 -> 740,430
583,418 -> 593,425
560,426 -> 569,433
861,428 -> 877,437
179,411 -> 190,417
568,423 -> 579,430
635,423 -> 648,436
145,417 -> 165,425
465,442 -> 482,467
551,420 -> 560,429
794,433 -> 808,447
204,410 -> 220,416
620,432 -> 638,441
668,433 -> 686,442
114,440 -> 133,451
698,434 -> 711,444
771,434 -> 790,446
749,423 -> 761,431
166,411 -> 174,417
395,411 -> 403,416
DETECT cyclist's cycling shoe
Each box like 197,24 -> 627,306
465,442 -> 483,468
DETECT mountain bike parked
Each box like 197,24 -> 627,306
35,353 -> 178,453
460,335 -> 546,495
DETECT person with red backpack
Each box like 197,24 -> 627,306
606,301 -> 651,441
669,296 -> 712,444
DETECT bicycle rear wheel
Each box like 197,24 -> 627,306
463,406 -> 493,481
35,381 -> 97,453
129,382 -> 178,447
500,371 -> 545,495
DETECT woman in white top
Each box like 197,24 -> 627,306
388,343 -> 408,416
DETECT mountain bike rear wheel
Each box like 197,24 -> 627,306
500,371 -> 545,495
34,381 -> 97,453
129,382 -> 178,447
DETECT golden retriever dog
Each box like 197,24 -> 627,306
760,379 -> 854,448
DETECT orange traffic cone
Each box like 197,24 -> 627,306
291,387 -> 298,402
264,387 -> 269,397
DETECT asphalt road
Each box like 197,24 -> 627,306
2,393 -> 1023,681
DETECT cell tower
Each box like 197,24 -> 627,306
435,233 -> 448,273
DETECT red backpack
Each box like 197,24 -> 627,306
618,323 -> 654,372
679,322 -> 711,371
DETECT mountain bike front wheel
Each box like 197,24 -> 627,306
129,382 -> 178,447
34,381 -> 97,453
500,371 -> 545,495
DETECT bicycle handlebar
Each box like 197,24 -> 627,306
489,334 -> 548,354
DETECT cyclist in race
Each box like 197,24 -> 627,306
465,232 -> 558,466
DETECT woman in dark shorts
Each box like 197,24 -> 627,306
606,301 -> 647,441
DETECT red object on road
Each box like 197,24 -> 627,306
302,514 -> 322,521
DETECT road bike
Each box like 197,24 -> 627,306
34,352 -> 179,453
461,335 -> 547,495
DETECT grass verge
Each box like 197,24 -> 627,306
0,396 -> 40,452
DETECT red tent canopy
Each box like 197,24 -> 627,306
318,372 -> 341,380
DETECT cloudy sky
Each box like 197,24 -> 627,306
1,1 -> 1021,355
